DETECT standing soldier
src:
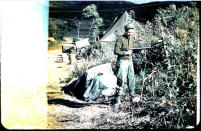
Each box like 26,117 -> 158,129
114,23 -> 140,104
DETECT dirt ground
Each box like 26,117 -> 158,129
47,48 -> 150,129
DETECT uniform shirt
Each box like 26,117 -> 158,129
114,34 -> 137,60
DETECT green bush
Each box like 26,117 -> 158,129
137,3 -> 199,128
82,4 -> 104,41
49,18 -> 70,41
48,40 -> 63,47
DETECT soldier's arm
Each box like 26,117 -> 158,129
114,37 -> 126,56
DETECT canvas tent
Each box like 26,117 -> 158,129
99,11 -> 131,43
62,63 -> 117,101
98,11 -> 152,48
75,38 -> 90,49
83,63 -> 117,101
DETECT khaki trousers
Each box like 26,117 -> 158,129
116,59 -> 135,97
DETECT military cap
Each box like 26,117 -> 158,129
124,23 -> 135,30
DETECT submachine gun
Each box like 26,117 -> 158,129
123,46 -> 154,73
122,47 -> 153,52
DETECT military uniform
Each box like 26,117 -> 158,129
114,23 -> 137,103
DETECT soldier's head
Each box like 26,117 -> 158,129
124,23 -> 135,37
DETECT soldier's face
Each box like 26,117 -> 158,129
125,29 -> 134,37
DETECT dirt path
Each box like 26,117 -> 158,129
47,49 -> 150,129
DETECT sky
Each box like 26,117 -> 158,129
127,0 -> 191,4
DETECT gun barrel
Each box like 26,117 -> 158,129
129,47 -> 153,50
122,47 -> 153,51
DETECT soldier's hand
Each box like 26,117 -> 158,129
125,50 -> 132,55
141,50 -> 145,54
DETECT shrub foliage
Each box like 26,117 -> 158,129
137,3 -> 198,128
